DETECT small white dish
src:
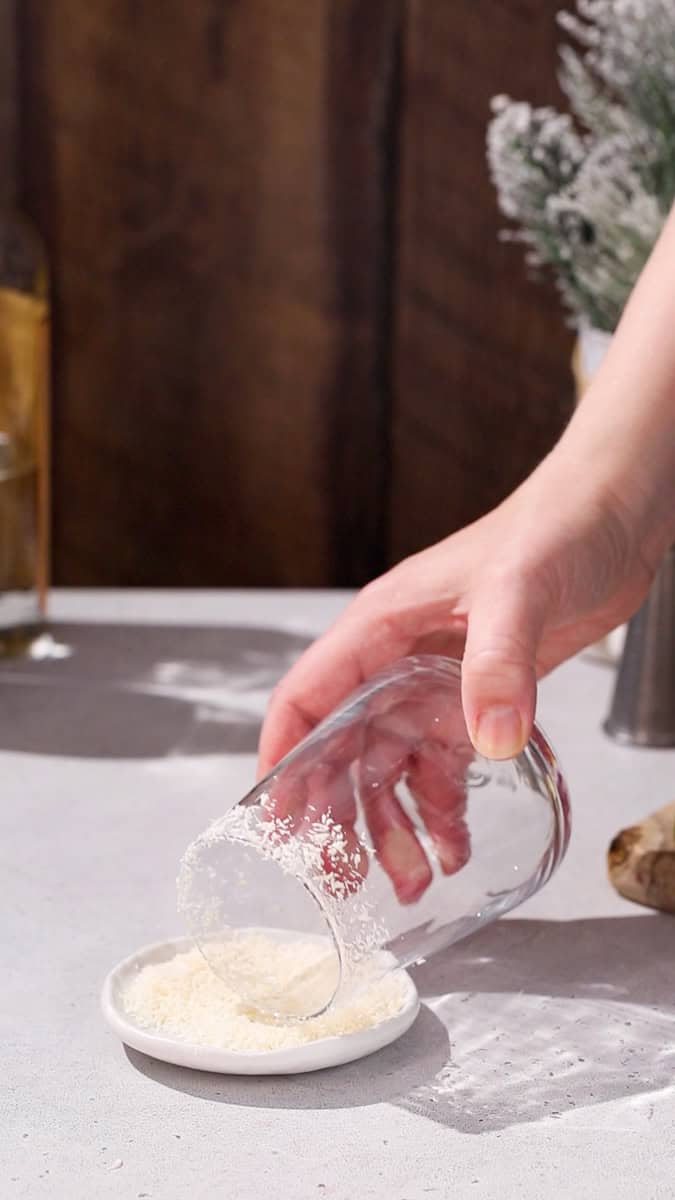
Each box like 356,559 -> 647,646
101,934 -> 420,1075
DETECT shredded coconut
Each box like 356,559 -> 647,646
177,802 -> 389,1014
122,933 -> 408,1052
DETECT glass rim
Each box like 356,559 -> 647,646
189,654 -> 572,1018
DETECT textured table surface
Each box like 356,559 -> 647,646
4,590 -> 674,1200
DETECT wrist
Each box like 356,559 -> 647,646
549,397 -> 675,562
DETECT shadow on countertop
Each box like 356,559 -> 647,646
0,621 -> 312,758
124,1003 -> 451,1109
401,913 -> 675,1134
125,915 -> 675,1134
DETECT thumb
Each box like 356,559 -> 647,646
461,581 -> 546,760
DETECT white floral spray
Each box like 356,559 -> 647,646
487,1 -> 675,331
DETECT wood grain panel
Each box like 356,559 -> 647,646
17,1 -> 400,586
389,1 -> 575,564
0,0 -> 17,199
323,0 -> 403,582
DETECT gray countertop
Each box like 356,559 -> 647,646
4,590 -> 674,1200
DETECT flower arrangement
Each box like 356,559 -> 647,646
487,1 -> 675,333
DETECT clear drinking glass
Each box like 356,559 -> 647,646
178,655 -> 570,1019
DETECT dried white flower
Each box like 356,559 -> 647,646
487,0 -> 674,330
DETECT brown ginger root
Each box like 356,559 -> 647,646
608,800 -> 675,914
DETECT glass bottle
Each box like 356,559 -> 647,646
0,78 -> 50,653
178,656 -> 571,1020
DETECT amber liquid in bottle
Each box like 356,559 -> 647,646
0,213 -> 49,654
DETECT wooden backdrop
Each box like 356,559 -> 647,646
15,0 -> 573,587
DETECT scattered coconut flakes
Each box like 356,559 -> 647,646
122,933 -> 408,1053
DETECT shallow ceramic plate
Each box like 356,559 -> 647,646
101,934 -> 419,1075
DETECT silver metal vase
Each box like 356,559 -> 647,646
604,545 -> 675,747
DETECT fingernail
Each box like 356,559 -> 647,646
474,704 -> 523,759
436,823 -> 471,875
395,866 -> 431,905
381,828 -> 432,903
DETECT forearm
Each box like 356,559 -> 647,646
554,204 -> 675,555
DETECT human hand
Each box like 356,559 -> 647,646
263,673 -> 471,904
256,198 -> 675,903
257,437 -> 669,904
259,445 -> 663,780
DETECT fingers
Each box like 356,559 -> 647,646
262,768 -> 307,831
257,605 -> 412,779
361,777 -> 433,904
359,693 -> 471,884
257,537 -> 472,778
367,685 -> 473,755
266,728 -> 369,892
357,703 -> 469,900
349,723 -> 422,899
268,729 -> 469,903
256,631 -> 364,779
406,750 -> 470,876
257,701 -> 316,783
265,721 -> 363,815
461,579 -> 547,760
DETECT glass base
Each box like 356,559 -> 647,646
0,618 -> 46,657
0,589 -> 46,656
